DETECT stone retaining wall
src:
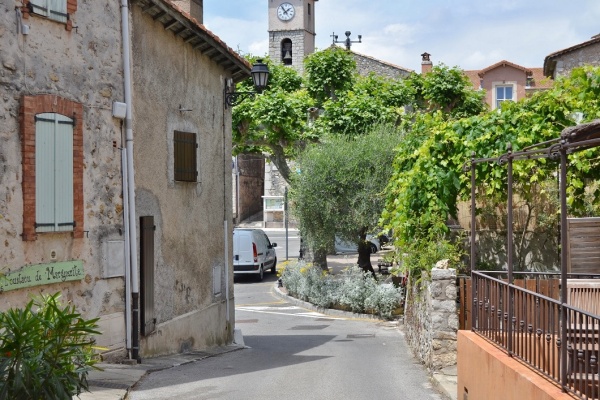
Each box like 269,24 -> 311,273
404,268 -> 458,371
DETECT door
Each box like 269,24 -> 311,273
140,216 -> 156,336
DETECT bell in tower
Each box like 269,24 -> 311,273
281,39 -> 293,66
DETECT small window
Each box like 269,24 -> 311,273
29,0 -> 68,23
494,85 -> 514,109
174,131 -> 198,182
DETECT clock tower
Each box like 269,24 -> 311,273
268,0 -> 318,74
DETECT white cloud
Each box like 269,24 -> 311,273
204,0 -> 600,71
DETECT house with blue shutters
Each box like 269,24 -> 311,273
1,0 -> 249,359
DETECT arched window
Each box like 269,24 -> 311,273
281,39 -> 293,66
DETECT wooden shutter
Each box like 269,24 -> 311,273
29,0 -> 49,18
49,0 -> 68,23
140,216 -> 156,336
54,115 -> 74,231
174,131 -> 198,182
29,0 -> 68,23
35,113 -> 74,233
35,113 -> 56,233
567,217 -> 600,274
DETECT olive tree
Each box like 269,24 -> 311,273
291,126 -> 403,269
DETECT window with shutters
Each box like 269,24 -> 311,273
28,0 -> 69,23
20,95 -> 84,241
174,131 -> 198,182
35,113 -> 74,232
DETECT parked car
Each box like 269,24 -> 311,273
233,228 -> 277,281
334,235 -> 381,254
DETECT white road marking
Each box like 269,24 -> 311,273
236,306 -> 344,319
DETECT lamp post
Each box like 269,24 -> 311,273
224,60 -> 270,108
331,31 -> 362,50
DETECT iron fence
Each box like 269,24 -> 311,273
473,271 -> 600,399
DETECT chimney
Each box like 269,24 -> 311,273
421,52 -> 432,75
172,0 -> 203,24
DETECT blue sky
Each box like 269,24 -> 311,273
204,0 -> 600,72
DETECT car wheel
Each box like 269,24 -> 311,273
257,266 -> 264,282
271,257 -> 277,274
370,243 -> 377,254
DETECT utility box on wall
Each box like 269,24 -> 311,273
103,240 -> 125,278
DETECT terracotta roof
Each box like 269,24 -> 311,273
463,65 -> 552,91
478,60 -> 531,76
544,35 -> 600,77
528,68 -> 553,90
132,0 -> 252,82
463,70 -> 481,89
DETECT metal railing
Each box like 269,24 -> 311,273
473,271 -> 600,399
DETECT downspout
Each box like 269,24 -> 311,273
121,148 -> 132,356
223,82 -> 231,328
120,0 -> 140,362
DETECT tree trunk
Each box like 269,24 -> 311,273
357,241 -> 376,279
307,246 -> 328,271
268,145 -> 292,184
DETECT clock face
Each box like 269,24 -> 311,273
277,2 -> 295,21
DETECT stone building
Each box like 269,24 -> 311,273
544,33 -> 600,79
1,0 -> 249,360
268,0 -> 318,75
352,50 -> 412,80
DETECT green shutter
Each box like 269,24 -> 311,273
35,113 -> 74,233
29,0 -> 49,18
54,115 -> 74,231
29,0 -> 68,23
49,0 -> 68,23
36,113 -> 56,233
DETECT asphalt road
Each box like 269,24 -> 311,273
128,279 -> 444,400
262,228 -> 301,262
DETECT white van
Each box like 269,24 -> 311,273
233,228 -> 278,281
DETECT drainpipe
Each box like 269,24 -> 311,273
223,86 -> 231,327
121,149 -> 132,355
120,0 -> 140,362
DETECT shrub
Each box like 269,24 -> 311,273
337,267 -> 379,313
0,293 -> 102,399
280,261 -> 404,318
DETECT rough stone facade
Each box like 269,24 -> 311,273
352,52 -> 412,79
0,0 -> 127,356
404,268 -> 458,371
1,0 -> 249,360
544,36 -> 600,79
233,154 -> 264,223
269,30 -> 310,75
268,0 -> 317,75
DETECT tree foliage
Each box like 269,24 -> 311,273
232,51 -> 485,186
382,66 -> 600,253
291,126 -> 403,268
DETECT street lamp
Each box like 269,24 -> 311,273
331,31 -> 362,50
224,60 -> 270,108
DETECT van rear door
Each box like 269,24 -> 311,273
234,230 -> 254,265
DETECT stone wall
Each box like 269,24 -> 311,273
234,155 -> 264,223
0,0 -> 126,335
404,268 -> 458,371
553,41 -> 600,78
269,30 -> 308,75
353,53 -> 411,80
